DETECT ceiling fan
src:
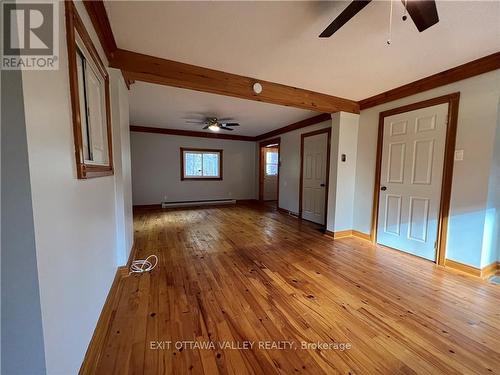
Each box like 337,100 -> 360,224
319,0 -> 439,38
185,117 -> 240,132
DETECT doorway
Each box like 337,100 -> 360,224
372,93 -> 460,264
299,128 -> 331,226
259,138 -> 280,204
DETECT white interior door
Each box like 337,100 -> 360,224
377,103 -> 448,261
263,147 -> 278,201
302,132 -> 328,225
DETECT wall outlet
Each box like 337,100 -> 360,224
454,149 -> 464,161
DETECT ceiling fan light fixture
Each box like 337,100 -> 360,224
208,124 -> 220,132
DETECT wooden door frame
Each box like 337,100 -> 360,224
259,138 -> 281,203
370,92 -> 460,265
299,128 -> 332,227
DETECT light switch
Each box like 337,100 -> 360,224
454,149 -> 464,161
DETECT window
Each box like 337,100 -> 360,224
265,149 -> 279,176
181,148 -> 223,180
66,2 -> 113,179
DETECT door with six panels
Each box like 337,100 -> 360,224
377,103 -> 448,261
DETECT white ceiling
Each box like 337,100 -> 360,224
129,82 -> 319,137
106,1 -> 500,100
105,1 -> 500,135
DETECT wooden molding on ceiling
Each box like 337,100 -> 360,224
359,52 -> 500,110
254,113 -> 331,141
131,114 -> 333,142
130,125 -> 256,142
110,49 -> 360,114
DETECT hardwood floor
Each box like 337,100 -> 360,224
94,203 -> 500,374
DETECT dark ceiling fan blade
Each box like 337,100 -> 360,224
202,124 -> 210,130
221,123 -> 240,127
319,0 -> 372,38
403,0 -> 439,32
219,127 -> 234,131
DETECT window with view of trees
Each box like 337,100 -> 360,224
181,148 -> 223,180
265,149 -> 279,176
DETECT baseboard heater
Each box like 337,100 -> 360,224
161,199 -> 236,209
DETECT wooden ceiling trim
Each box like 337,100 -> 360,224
110,49 -> 359,114
130,114 -> 332,142
359,52 -> 500,110
254,113 -> 331,141
130,125 -> 256,142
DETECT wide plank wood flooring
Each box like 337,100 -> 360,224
94,203 -> 500,374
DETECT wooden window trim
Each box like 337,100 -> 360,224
180,147 -> 223,181
65,1 -> 113,179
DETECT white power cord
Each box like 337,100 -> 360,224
129,254 -> 158,274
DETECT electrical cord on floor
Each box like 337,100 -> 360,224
129,254 -> 158,275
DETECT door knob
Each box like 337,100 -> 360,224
320,183 -> 326,187
381,186 -> 387,191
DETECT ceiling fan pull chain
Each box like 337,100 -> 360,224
402,0 -> 408,21
387,0 -> 393,45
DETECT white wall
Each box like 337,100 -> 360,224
20,2 -> 133,374
111,69 -> 134,265
263,115 -> 359,233
482,98 -> 500,267
130,132 -> 257,205
329,112 -> 359,232
353,70 -> 500,268
2,66 -> 46,375
273,120 -> 332,214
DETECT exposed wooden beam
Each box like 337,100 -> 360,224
83,0 -> 117,61
110,49 -> 359,114
254,113 -> 331,141
130,125 -> 256,142
82,0 -> 133,89
359,52 -> 500,110
79,1 -> 499,111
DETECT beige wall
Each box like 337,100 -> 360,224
270,120 -> 332,214
260,114 -> 360,234
353,70 -> 500,268
328,112 -> 359,232
130,132 -> 257,205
